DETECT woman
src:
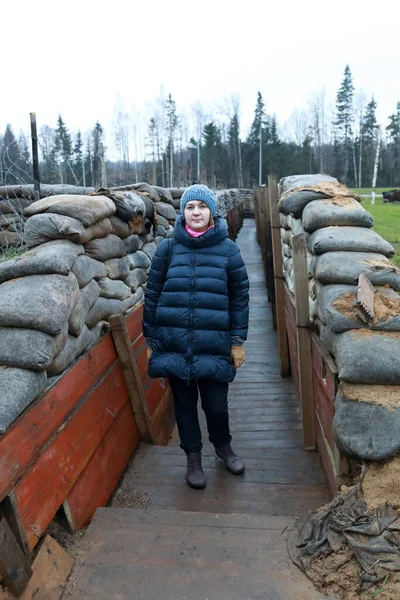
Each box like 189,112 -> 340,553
143,184 -> 249,489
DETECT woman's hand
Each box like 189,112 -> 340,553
231,346 -> 245,369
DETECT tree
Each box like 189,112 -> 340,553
244,92 -> 270,185
92,121 -> 105,189
203,122 -> 221,188
165,93 -> 178,187
361,98 -> 379,186
73,131 -> 84,185
333,65 -> 355,184
228,112 -> 242,187
386,101 -> 400,186
0,124 -> 21,184
147,117 -> 158,185
54,115 -> 73,183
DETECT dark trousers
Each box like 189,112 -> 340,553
169,377 -> 232,454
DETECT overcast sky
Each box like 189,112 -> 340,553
2,0 -> 399,159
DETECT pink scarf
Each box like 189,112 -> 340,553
185,223 -> 214,238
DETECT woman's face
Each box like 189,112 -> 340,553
184,200 -> 211,232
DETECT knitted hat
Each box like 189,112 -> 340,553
180,184 -> 217,216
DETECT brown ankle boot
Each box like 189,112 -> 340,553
216,444 -> 245,475
186,452 -> 206,489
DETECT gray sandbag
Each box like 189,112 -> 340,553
166,227 -> 174,239
0,230 -> 21,247
98,277 -> 131,300
0,214 -> 18,226
140,233 -> 154,245
24,213 -> 112,247
291,218 -> 304,236
142,242 -> 157,260
125,268 -> 147,291
0,325 -> 67,370
302,198 -> 373,232
311,251 -> 400,290
156,214 -> 171,230
0,197 -> 31,213
280,228 -> 291,245
89,320 -> 109,345
154,236 -> 165,246
279,190 -> 328,217
127,251 -> 151,270
85,290 -> 143,328
321,326 -> 400,384
123,234 -> 139,254
0,240 -> 84,284
71,255 -> 107,288
124,287 -> 144,310
48,325 -> 93,375
110,215 -> 132,238
168,188 -> 185,200
0,367 -> 47,434
129,182 -> 160,203
23,194 -> 115,226
155,202 -> 177,221
68,279 -> 100,336
105,257 -> 130,280
106,191 -> 146,222
155,225 -> 167,238
84,234 -> 125,261
308,227 -> 395,257
315,283 -> 400,332
333,382 -> 400,460
153,186 -> 174,205
0,272 -> 79,335
279,174 -> 337,195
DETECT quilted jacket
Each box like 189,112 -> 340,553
142,215 -> 249,382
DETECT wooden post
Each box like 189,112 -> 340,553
268,175 -> 290,377
109,314 -> 156,443
292,233 -> 316,450
0,514 -> 32,596
30,113 -> 40,201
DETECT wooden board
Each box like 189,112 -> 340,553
64,402 -> 138,532
0,515 -> 32,596
16,535 -> 73,600
12,364 -> 129,551
0,334 -> 118,502
64,509 -> 329,600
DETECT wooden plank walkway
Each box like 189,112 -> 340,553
63,219 -> 330,599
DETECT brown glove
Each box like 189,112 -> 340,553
231,345 -> 245,369
146,346 -> 152,360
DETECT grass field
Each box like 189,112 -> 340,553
357,195 -> 400,265
351,187 -> 394,196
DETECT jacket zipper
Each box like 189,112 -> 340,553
187,248 -> 195,382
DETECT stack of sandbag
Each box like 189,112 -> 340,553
0,196 -> 31,248
279,173 -> 400,463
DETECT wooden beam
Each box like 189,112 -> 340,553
292,233 -> 316,450
0,514 -> 32,596
268,175 -> 290,377
109,313 -> 156,443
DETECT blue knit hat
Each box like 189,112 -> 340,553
180,184 -> 217,216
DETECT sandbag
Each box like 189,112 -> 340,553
0,240 -> 84,284
168,188 -> 185,200
0,272 -> 79,335
0,367 -> 47,434
71,255 -> 108,288
316,283 -> 400,332
89,320 -> 109,345
156,214 -> 171,230
48,326 -> 93,375
308,227 -> 395,257
0,326 -> 67,370
0,197 -> 31,213
311,251 -> 400,290
155,202 -> 177,221
23,194 -> 115,226
333,382 -> 400,460
279,190 -> 328,217
279,174 -> 337,195
97,277 -> 131,300
154,236 -> 165,246
68,279 -> 100,336
125,268 -> 147,291
123,234 -> 139,254
84,234 -> 125,262
24,213 -> 112,247
302,198 -> 373,232
110,215 -> 132,238
129,182 -> 160,203
142,242 -> 157,260
0,231 -> 20,247
291,218 -> 304,236
155,225 -> 167,238
321,326 -> 400,384
280,228 -> 291,245
105,257 -> 130,280
101,190 -> 146,222
85,289 -> 143,328
127,251 -> 151,270
153,186 -> 174,205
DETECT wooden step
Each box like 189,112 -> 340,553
64,508 -> 332,600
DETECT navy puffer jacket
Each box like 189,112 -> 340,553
143,215 -> 249,382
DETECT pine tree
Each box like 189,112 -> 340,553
333,65 -> 355,184
244,91 -> 270,185
73,131 -> 84,185
54,115 -> 73,183
165,94 -> 178,187
17,132 -> 32,183
92,122 -> 105,189
147,118 -> 158,185
0,124 -> 21,184
228,112 -> 242,187
386,101 -> 400,186
361,98 -> 378,186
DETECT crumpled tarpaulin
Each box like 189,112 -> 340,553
288,483 -> 400,586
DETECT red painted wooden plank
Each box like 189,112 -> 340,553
132,334 -> 168,416
65,402 -> 138,532
285,307 -> 299,400
125,304 -> 143,344
315,414 -> 337,497
13,363 -> 129,551
0,334 -> 118,502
